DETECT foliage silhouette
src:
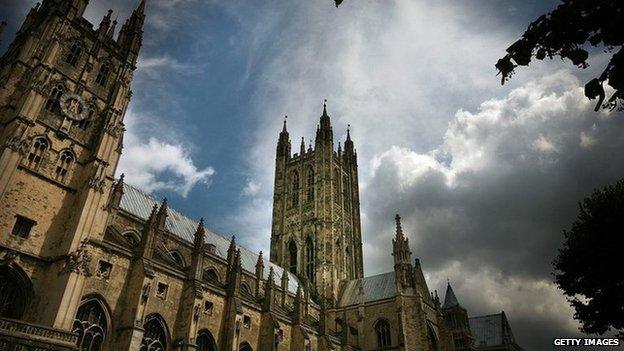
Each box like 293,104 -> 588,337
496,0 -> 623,111
553,179 -> 624,336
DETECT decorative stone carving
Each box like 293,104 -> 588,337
64,241 -> 92,276
0,248 -> 19,266
193,303 -> 201,321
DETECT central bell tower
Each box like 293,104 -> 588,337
270,102 -> 364,304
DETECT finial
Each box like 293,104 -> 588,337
347,124 -> 351,140
395,214 -> 404,237
282,115 -> 288,132
137,0 -> 147,13
119,173 -> 125,182
322,99 -> 328,117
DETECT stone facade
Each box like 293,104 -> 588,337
0,1 -> 520,351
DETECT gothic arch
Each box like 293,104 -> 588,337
168,250 -> 186,268
239,341 -> 253,351
141,314 -> 170,351
0,263 -> 34,320
44,83 -> 66,112
203,267 -> 221,284
374,318 -> 392,348
26,136 -> 50,169
95,60 -> 112,86
121,229 -> 141,248
240,282 -> 252,296
65,40 -> 83,66
54,149 -> 75,182
73,295 -> 112,351
196,329 -> 217,351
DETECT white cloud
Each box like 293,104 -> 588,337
242,179 -> 261,196
117,110 -> 214,198
138,55 -> 203,74
532,134 -> 558,154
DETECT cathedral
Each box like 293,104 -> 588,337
0,1 -> 524,351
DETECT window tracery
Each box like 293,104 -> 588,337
55,150 -> 74,182
95,62 -> 110,86
73,298 -> 109,351
27,137 -> 48,169
375,319 -> 391,348
66,41 -> 82,66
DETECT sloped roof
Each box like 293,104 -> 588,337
338,272 -> 396,307
469,312 -> 518,348
119,184 -> 301,293
442,283 -> 460,309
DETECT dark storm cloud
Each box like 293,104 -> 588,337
362,71 -> 624,350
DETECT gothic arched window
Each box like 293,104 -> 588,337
73,298 -> 109,351
203,268 -> 220,284
239,342 -> 253,351
169,250 -> 185,267
141,314 -> 168,351
306,166 -> 314,202
196,330 -> 217,351
27,137 -> 48,169
122,231 -> 139,247
45,85 -> 64,112
375,319 -> 392,348
66,42 -> 82,66
305,237 -> 315,283
0,265 -> 33,320
95,62 -> 110,86
55,150 -> 74,182
288,240 -> 297,274
292,171 -> 300,207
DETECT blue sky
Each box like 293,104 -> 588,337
3,1 -> 624,349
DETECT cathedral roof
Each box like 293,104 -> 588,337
337,271 -> 396,307
442,282 -> 460,309
119,184 -> 301,294
469,312 -> 521,349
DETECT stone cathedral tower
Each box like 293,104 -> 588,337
0,0 -> 144,331
270,103 -> 364,304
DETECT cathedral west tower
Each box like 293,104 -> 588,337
0,0 -> 144,330
270,102 -> 364,304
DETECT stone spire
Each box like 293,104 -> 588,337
392,214 -> 415,292
155,198 -> 168,230
117,0 -> 147,61
276,116 -> 291,157
255,251 -> 265,297
392,214 -> 411,265
138,203 -> 159,259
315,100 -> 333,147
108,173 -> 125,209
226,236 -> 236,267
